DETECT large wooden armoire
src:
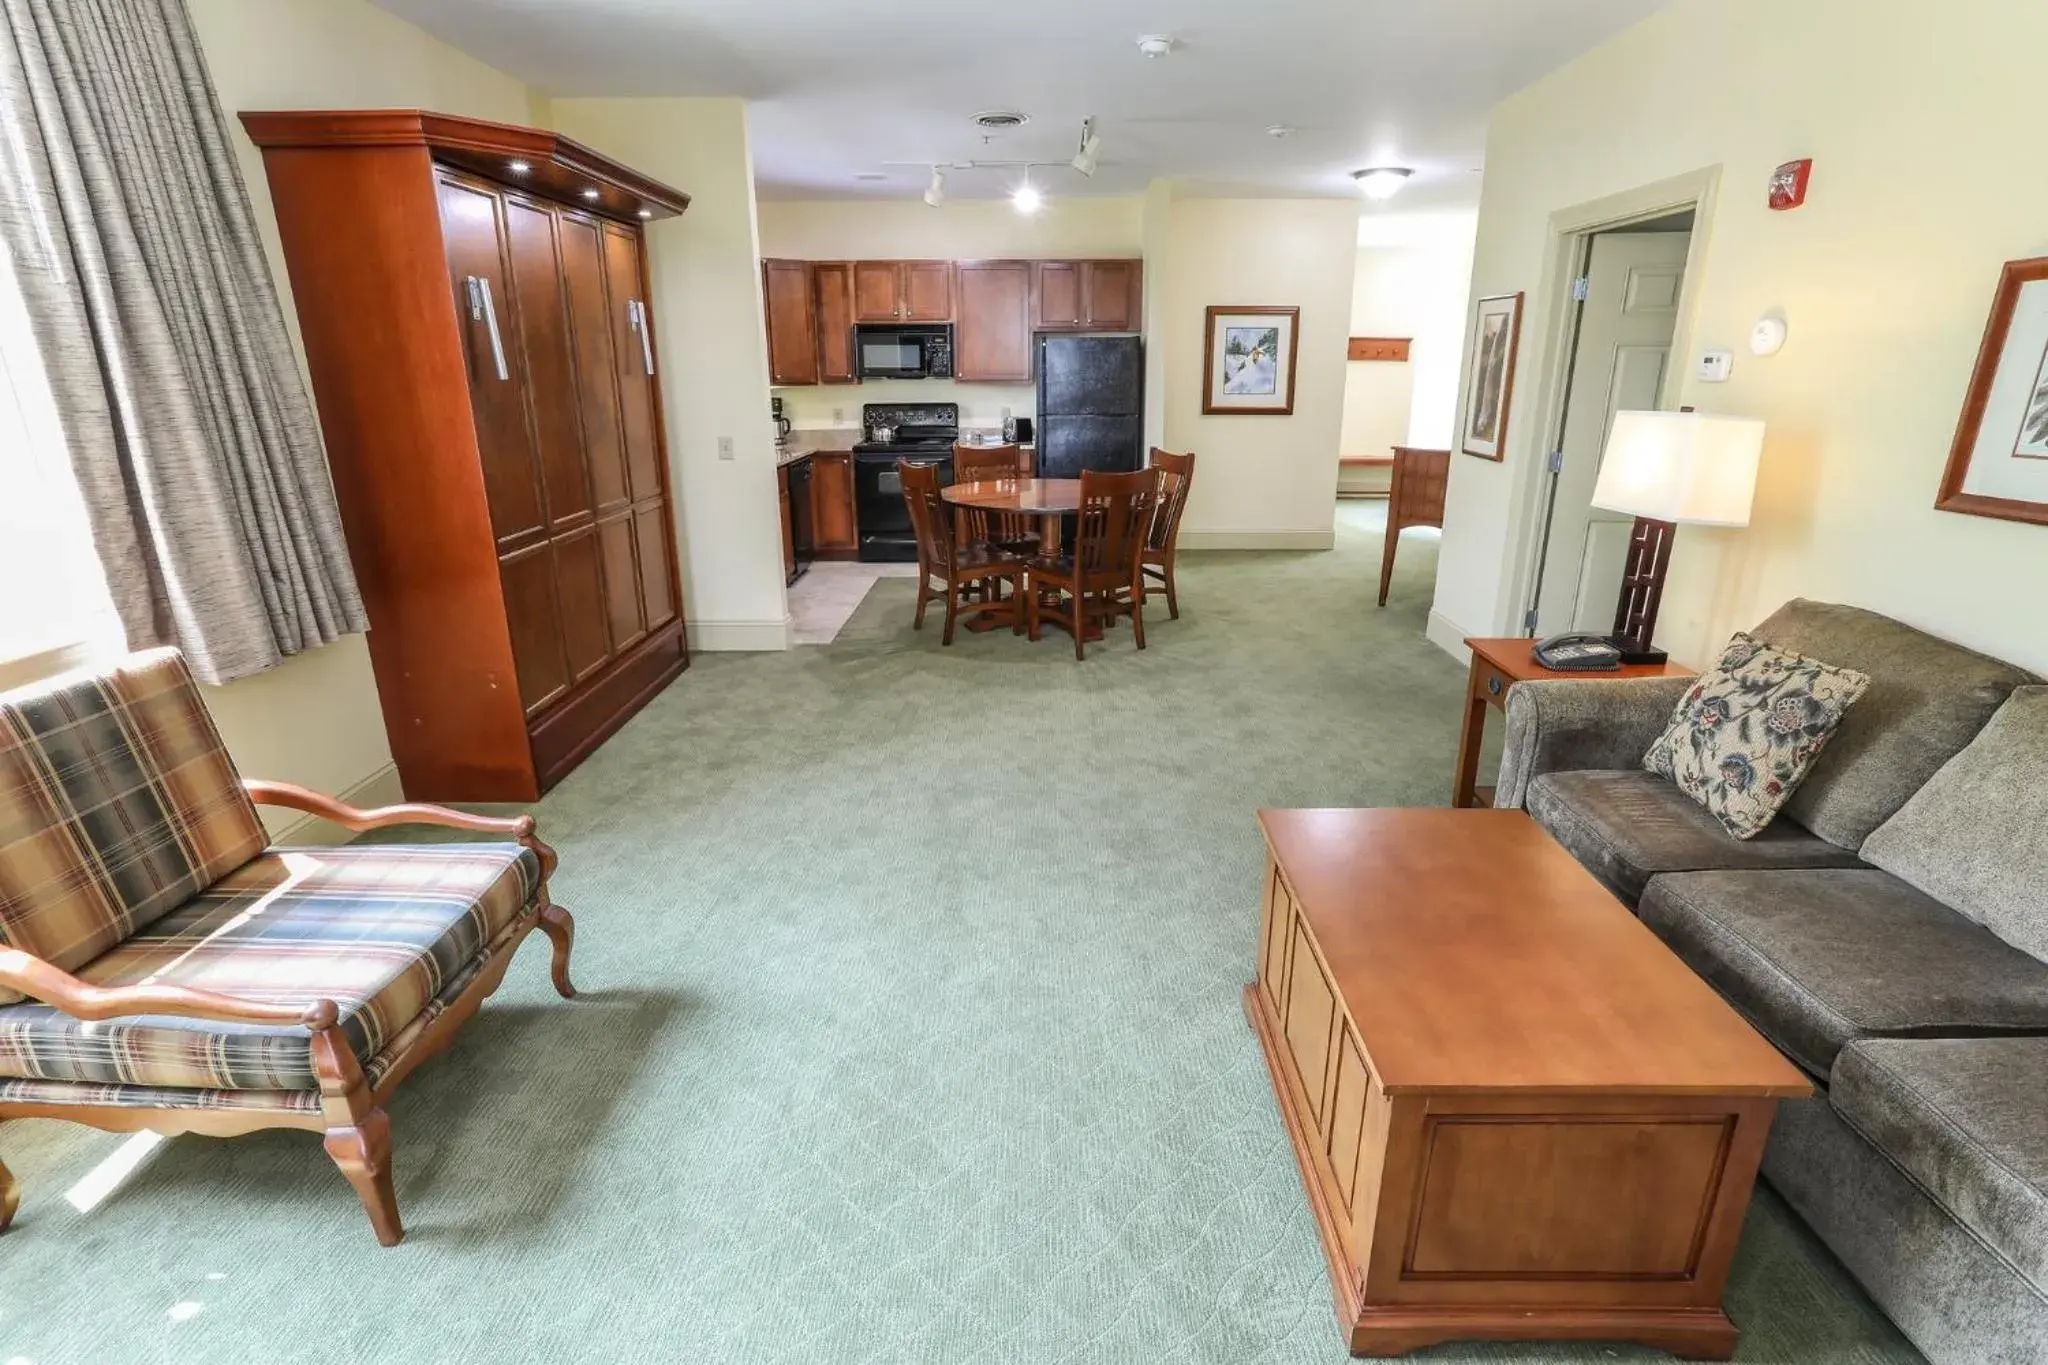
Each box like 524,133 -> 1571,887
242,110 -> 690,801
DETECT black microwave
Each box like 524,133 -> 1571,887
854,324 -> 953,380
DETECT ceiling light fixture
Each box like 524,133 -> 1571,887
1070,118 -> 1102,177
1265,125 -> 1296,140
1351,167 -> 1413,201
1136,34 -> 1174,59
1012,179 -> 1044,216
923,166 -> 947,208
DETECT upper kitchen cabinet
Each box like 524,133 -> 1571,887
853,260 -> 954,322
1034,259 -> 1142,332
762,258 -> 819,385
813,261 -> 857,383
954,261 -> 1033,382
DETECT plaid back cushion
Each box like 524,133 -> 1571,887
0,648 -> 265,1000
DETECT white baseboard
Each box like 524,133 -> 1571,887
270,762 -> 404,847
687,615 -> 793,652
1178,529 -> 1336,551
1426,610 -> 1474,665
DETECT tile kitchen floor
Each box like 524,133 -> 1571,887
788,560 -> 919,644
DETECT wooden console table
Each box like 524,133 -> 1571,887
1377,447 -> 1449,606
1453,636 -> 1693,808
1246,808 -> 1809,1358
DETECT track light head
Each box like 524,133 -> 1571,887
1071,118 -> 1102,177
923,166 -> 946,208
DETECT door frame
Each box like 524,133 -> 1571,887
1496,167 -> 1721,636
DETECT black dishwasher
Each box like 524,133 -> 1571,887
785,456 -> 815,584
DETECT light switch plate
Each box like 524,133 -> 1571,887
717,436 -> 735,460
1695,350 -> 1733,382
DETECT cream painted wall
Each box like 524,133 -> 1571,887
1340,249 -> 1418,459
1155,199 -> 1360,546
185,0 -> 541,830
1433,0 -> 2048,674
550,98 -> 790,651
755,197 -> 1145,429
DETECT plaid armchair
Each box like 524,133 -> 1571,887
0,649 -> 576,1245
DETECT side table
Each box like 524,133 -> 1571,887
1453,636 -> 1694,808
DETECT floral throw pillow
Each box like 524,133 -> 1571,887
1643,633 -> 1872,840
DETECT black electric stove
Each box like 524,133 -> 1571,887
853,403 -> 959,561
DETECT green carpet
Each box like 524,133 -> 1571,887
0,505 -> 1921,1364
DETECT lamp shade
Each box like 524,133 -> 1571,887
1589,410 -> 1765,527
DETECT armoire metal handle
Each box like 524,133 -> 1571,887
629,299 -> 655,376
466,275 -> 509,382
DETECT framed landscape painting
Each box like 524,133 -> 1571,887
1461,291 -> 1523,460
1203,306 -> 1300,414
1938,256 -> 2048,526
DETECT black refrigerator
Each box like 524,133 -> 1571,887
1035,334 -> 1144,478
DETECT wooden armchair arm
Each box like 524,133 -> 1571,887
0,948 -> 338,1029
244,780 -> 555,877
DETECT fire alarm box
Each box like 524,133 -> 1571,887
1768,159 -> 1812,211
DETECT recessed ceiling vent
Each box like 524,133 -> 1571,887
971,110 -> 1030,132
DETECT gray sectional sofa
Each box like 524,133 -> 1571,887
1495,599 -> 2048,1365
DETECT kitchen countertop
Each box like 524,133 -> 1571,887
774,427 -> 859,467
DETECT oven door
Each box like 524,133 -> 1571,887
855,328 -> 927,379
855,453 -> 950,561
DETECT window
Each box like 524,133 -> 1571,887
0,237 -> 119,679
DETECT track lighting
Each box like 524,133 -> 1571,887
1011,179 -> 1043,215
1071,118 -> 1101,177
923,166 -> 946,208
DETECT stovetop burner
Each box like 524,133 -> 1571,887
857,401 -> 958,455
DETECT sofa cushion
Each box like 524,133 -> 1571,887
0,841 -> 538,1090
1752,600 -> 2036,850
1639,868 -> 2048,1076
1643,632 -> 1869,839
1832,1037 -> 2048,1294
1863,686 -> 2048,964
1526,770 -> 1864,907
0,649 -> 267,1002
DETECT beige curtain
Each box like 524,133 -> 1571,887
0,0 -> 365,683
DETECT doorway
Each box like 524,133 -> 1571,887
1527,210 -> 1694,636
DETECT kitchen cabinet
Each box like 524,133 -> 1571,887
1033,261 -> 1083,329
813,261 -> 857,383
853,260 -> 954,322
954,261 -> 1033,382
1034,259 -> 1141,331
241,108 -> 688,802
810,450 -> 857,556
762,258 -> 819,385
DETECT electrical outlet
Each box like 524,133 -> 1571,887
832,407 -> 845,425
717,436 -> 735,460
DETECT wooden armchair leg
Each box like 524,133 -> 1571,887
325,1108 -> 403,1246
538,903 -> 578,999
0,1151 -> 18,1232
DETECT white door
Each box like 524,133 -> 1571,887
1535,230 -> 1689,635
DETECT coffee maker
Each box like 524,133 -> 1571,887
771,395 -> 792,445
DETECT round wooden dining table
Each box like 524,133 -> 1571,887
940,478 -> 1088,636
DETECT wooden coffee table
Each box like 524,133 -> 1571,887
1245,808 -> 1810,1358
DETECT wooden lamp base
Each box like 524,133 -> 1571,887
1610,516 -> 1675,666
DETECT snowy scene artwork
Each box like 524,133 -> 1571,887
1204,306 -> 1300,415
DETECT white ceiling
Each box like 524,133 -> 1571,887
372,0 -> 1671,207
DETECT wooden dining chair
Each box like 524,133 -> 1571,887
1027,467 -> 1159,661
1141,448 -> 1196,620
900,459 -> 1023,645
951,443 -> 1039,558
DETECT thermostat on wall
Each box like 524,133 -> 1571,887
1695,350 -> 1733,382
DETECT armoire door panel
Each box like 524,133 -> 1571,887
634,502 -> 677,629
438,175 -> 546,548
601,224 -> 663,503
558,213 -> 630,512
552,525 -> 612,682
502,196 -> 592,530
497,541 -> 570,716
599,511 -> 646,650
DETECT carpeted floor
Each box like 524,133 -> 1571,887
0,505 -> 1921,1364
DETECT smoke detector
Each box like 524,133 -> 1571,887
971,110 -> 1030,132
1137,34 -> 1175,59
1265,125 -> 1296,140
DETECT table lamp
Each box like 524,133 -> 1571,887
1589,409 -> 1765,665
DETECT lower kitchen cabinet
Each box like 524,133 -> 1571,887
810,450 -> 857,556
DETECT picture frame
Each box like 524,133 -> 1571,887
1203,306 -> 1300,415
1460,291 -> 1524,461
1937,256 -> 2048,526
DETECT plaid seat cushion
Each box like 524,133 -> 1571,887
0,842 -> 539,1091
0,649 -> 265,1002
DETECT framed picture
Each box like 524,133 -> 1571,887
1203,306 -> 1300,415
1938,256 -> 2048,526
1460,292 -> 1524,460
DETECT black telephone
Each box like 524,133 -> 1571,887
1532,633 -> 1624,671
